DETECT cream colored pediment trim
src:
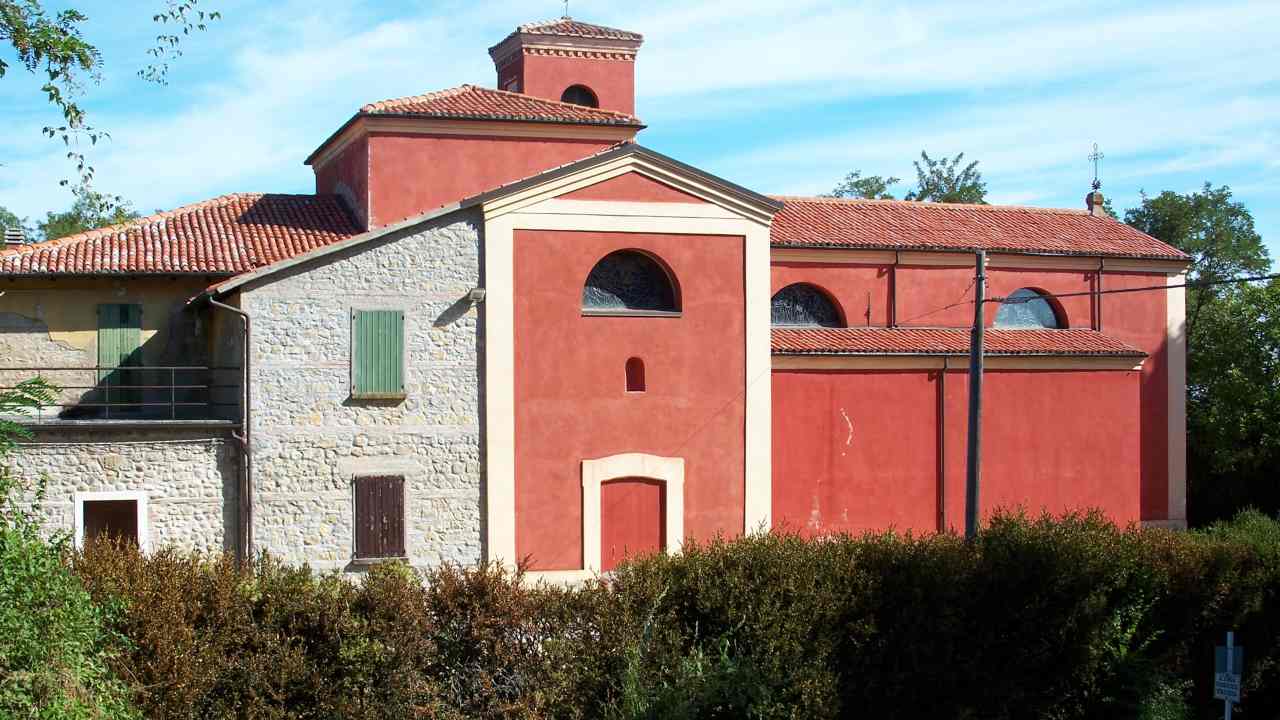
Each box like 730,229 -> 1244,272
581,453 -> 685,574
482,155 -> 778,226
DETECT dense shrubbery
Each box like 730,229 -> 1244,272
59,511 -> 1280,719
0,378 -> 138,720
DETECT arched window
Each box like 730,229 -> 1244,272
582,250 -> 679,314
625,357 -> 645,392
561,84 -> 599,108
771,283 -> 843,327
994,288 -> 1063,329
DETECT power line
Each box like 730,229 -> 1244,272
991,272 -> 1280,305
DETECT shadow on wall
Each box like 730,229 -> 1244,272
0,307 -> 237,422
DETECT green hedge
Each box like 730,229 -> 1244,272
70,511 -> 1280,719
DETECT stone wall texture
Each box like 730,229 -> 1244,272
10,426 -> 238,553
238,210 -> 484,572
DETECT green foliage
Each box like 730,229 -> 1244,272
139,0 -> 221,85
37,183 -> 139,241
828,170 -> 900,200
65,514 -> 1280,719
1124,184 -> 1276,525
1124,183 -> 1270,340
829,151 -> 987,204
0,204 -> 32,239
2,1 -> 219,195
0,376 -> 138,720
904,150 -> 987,203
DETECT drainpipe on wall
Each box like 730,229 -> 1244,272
208,297 -> 253,564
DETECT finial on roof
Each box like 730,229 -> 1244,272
1086,143 -> 1108,217
1089,143 -> 1104,192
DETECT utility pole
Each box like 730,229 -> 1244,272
964,250 -> 986,540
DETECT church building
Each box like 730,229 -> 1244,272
0,17 -> 1188,581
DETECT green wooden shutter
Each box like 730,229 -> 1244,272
97,304 -> 142,411
352,309 -> 405,399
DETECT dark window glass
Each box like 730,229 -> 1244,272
625,357 -> 645,392
561,84 -> 599,108
994,288 -> 1062,329
83,500 -> 139,546
583,251 -> 679,313
770,283 -> 842,327
354,476 -> 405,559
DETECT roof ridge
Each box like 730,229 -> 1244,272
361,83 -> 641,122
0,192 -> 331,258
361,85 -> 469,113
771,195 -> 1095,216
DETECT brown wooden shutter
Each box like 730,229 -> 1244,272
354,476 -> 405,559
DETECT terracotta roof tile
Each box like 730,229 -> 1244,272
515,17 -> 643,42
770,197 -> 1188,260
0,193 -> 360,276
360,84 -> 643,126
772,327 -> 1146,357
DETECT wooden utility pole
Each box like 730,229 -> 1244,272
964,250 -> 986,541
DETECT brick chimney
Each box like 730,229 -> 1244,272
3,227 -> 24,246
1086,189 -> 1108,217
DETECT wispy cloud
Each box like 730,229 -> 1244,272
0,0 -> 1276,258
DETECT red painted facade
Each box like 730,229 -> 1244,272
498,54 -> 637,116
513,228 -> 746,570
773,368 -> 1142,535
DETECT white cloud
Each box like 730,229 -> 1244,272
0,0 -> 1276,266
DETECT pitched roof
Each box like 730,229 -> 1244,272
770,197 -> 1188,260
513,17 -> 643,42
772,327 -> 1146,357
360,84 -> 643,126
0,193 -> 360,276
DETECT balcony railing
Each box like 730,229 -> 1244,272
0,366 -> 241,423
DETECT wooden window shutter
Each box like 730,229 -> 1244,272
354,476 -> 405,559
351,309 -> 405,399
97,304 -> 143,410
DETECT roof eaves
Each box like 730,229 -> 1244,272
304,110 -> 646,167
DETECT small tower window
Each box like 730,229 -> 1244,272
561,84 -> 599,108
994,288 -> 1064,329
625,357 -> 646,393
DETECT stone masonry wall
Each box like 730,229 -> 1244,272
237,210 -> 484,572
9,426 -> 238,553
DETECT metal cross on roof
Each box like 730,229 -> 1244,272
1089,143 -> 1105,191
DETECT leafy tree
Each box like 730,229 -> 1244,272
2,1 -> 219,191
0,204 -> 31,239
903,151 -> 987,203
37,182 -> 140,241
828,171 -> 900,200
829,151 -> 987,203
1124,183 -> 1270,342
1124,184 -> 1275,524
1182,280 -> 1280,524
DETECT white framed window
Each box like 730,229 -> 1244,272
74,490 -> 149,551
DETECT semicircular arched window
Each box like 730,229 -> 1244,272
582,250 -> 679,314
770,283 -> 843,327
994,288 -> 1063,329
561,84 -> 599,108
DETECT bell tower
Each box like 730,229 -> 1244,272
488,18 -> 643,116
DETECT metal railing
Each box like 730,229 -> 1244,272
0,365 -> 241,422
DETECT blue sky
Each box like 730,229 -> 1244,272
2,0 -> 1277,260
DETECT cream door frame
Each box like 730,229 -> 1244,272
581,452 -> 685,575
